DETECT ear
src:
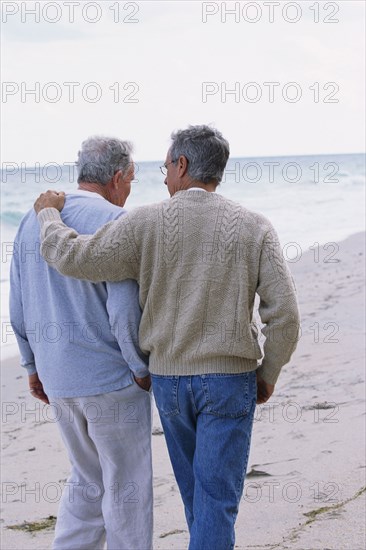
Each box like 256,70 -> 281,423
111,170 -> 122,189
177,155 -> 188,177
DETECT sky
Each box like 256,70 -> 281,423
1,0 -> 365,163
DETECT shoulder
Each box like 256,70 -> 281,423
125,200 -> 168,224
216,194 -> 275,234
62,195 -> 128,232
65,194 -> 124,216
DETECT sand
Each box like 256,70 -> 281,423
1,232 -> 365,550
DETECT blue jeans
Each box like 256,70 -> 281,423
151,371 -> 257,550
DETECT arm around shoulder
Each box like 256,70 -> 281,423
37,208 -> 139,283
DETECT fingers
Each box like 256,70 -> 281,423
256,389 -> 269,404
39,190 -> 61,197
134,374 -> 152,391
30,387 -> 50,405
29,387 -> 43,395
256,378 -> 275,404
31,392 -> 49,405
34,190 -> 66,214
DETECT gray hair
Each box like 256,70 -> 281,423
169,125 -> 230,184
76,136 -> 133,185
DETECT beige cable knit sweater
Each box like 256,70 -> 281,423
38,190 -> 300,385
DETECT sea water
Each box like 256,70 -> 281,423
1,153 -> 365,358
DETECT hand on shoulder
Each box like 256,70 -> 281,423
34,190 -> 66,214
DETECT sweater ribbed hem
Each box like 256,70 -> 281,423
149,356 -> 258,376
38,207 -> 62,225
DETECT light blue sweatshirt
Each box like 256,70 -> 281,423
9,191 -> 149,398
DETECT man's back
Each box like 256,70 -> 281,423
10,191 -> 148,398
38,189 -> 300,385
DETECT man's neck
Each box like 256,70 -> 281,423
185,182 -> 216,193
78,182 -> 108,199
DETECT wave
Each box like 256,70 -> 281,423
0,210 -> 25,227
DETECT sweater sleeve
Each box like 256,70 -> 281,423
9,238 -> 37,375
256,228 -> 301,385
37,208 -> 139,282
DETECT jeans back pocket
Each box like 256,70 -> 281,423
151,376 -> 180,417
201,371 -> 256,418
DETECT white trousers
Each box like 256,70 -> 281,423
51,380 -> 153,550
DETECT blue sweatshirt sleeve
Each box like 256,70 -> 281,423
106,279 -> 150,379
9,238 -> 37,375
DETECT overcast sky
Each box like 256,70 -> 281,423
1,0 -> 365,163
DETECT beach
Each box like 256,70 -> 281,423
1,231 -> 365,550
2,0 -> 365,544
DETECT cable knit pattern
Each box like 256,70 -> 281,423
161,198 -> 181,265
262,230 -> 290,288
38,191 -> 300,385
212,200 -> 243,266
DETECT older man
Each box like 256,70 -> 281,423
10,137 -> 153,550
34,125 -> 300,550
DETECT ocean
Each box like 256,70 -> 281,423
1,153 -> 365,358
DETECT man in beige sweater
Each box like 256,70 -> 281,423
34,125 -> 300,550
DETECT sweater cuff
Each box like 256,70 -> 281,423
256,362 -> 282,386
37,208 -> 62,226
129,366 -> 150,379
22,362 -> 37,375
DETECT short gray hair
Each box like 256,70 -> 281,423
76,136 -> 133,185
169,125 -> 230,184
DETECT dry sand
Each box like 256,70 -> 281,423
1,232 -> 365,550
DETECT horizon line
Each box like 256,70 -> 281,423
1,151 -> 365,169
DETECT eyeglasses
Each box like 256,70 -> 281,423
160,160 -> 176,176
